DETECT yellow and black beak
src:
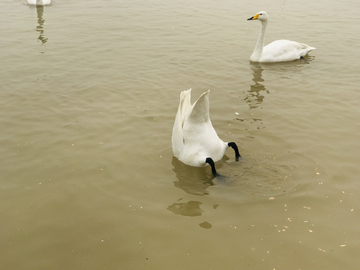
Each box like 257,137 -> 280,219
247,14 -> 259,20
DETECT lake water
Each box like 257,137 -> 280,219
1,0 -> 360,269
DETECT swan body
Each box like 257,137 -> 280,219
247,11 -> 315,62
27,0 -> 51,6
172,89 -> 240,176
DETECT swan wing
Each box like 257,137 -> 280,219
262,40 -> 315,62
187,90 -> 210,124
172,89 -> 192,157
179,89 -> 192,126
181,90 -> 227,165
181,90 -> 212,150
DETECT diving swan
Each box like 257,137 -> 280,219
172,89 -> 240,176
247,11 -> 315,62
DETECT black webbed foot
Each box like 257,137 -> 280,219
205,157 -> 219,177
228,142 -> 241,161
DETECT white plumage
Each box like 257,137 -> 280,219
247,11 -> 315,62
172,89 -> 240,176
27,0 -> 51,6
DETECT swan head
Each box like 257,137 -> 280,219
247,11 -> 268,22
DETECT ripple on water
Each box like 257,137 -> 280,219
227,151 -> 327,197
169,149 -> 327,198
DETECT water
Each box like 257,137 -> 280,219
1,0 -> 360,269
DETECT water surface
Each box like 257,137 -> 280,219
1,0 -> 360,269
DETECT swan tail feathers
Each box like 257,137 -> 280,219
297,43 -> 316,56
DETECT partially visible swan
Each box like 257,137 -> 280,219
27,0 -> 51,6
172,89 -> 240,176
247,11 -> 315,62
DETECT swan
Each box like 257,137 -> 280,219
247,11 -> 315,62
27,0 -> 51,6
172,89 -> 241,176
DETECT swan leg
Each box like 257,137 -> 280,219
206,158 -> 218,177
228,142 -> 241,161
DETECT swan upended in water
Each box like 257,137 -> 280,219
27,0 -> 51,6
172,89 -> 240,176
247,11 -> 315,62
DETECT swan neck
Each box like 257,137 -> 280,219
252,20 -> 267,61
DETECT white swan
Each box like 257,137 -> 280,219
27,0 -> 51,6
247,11 -> 315,62
172,89 -> 240,176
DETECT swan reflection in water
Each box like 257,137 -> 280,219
35,6 -> 48,44
171,156 -> 217,196
245,63 -> 268,109
245,57 -> 315,110
169,153 -> 235,222
167,200 -> 203,217
167,158 -> 210,217
27,1 -> 51,44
